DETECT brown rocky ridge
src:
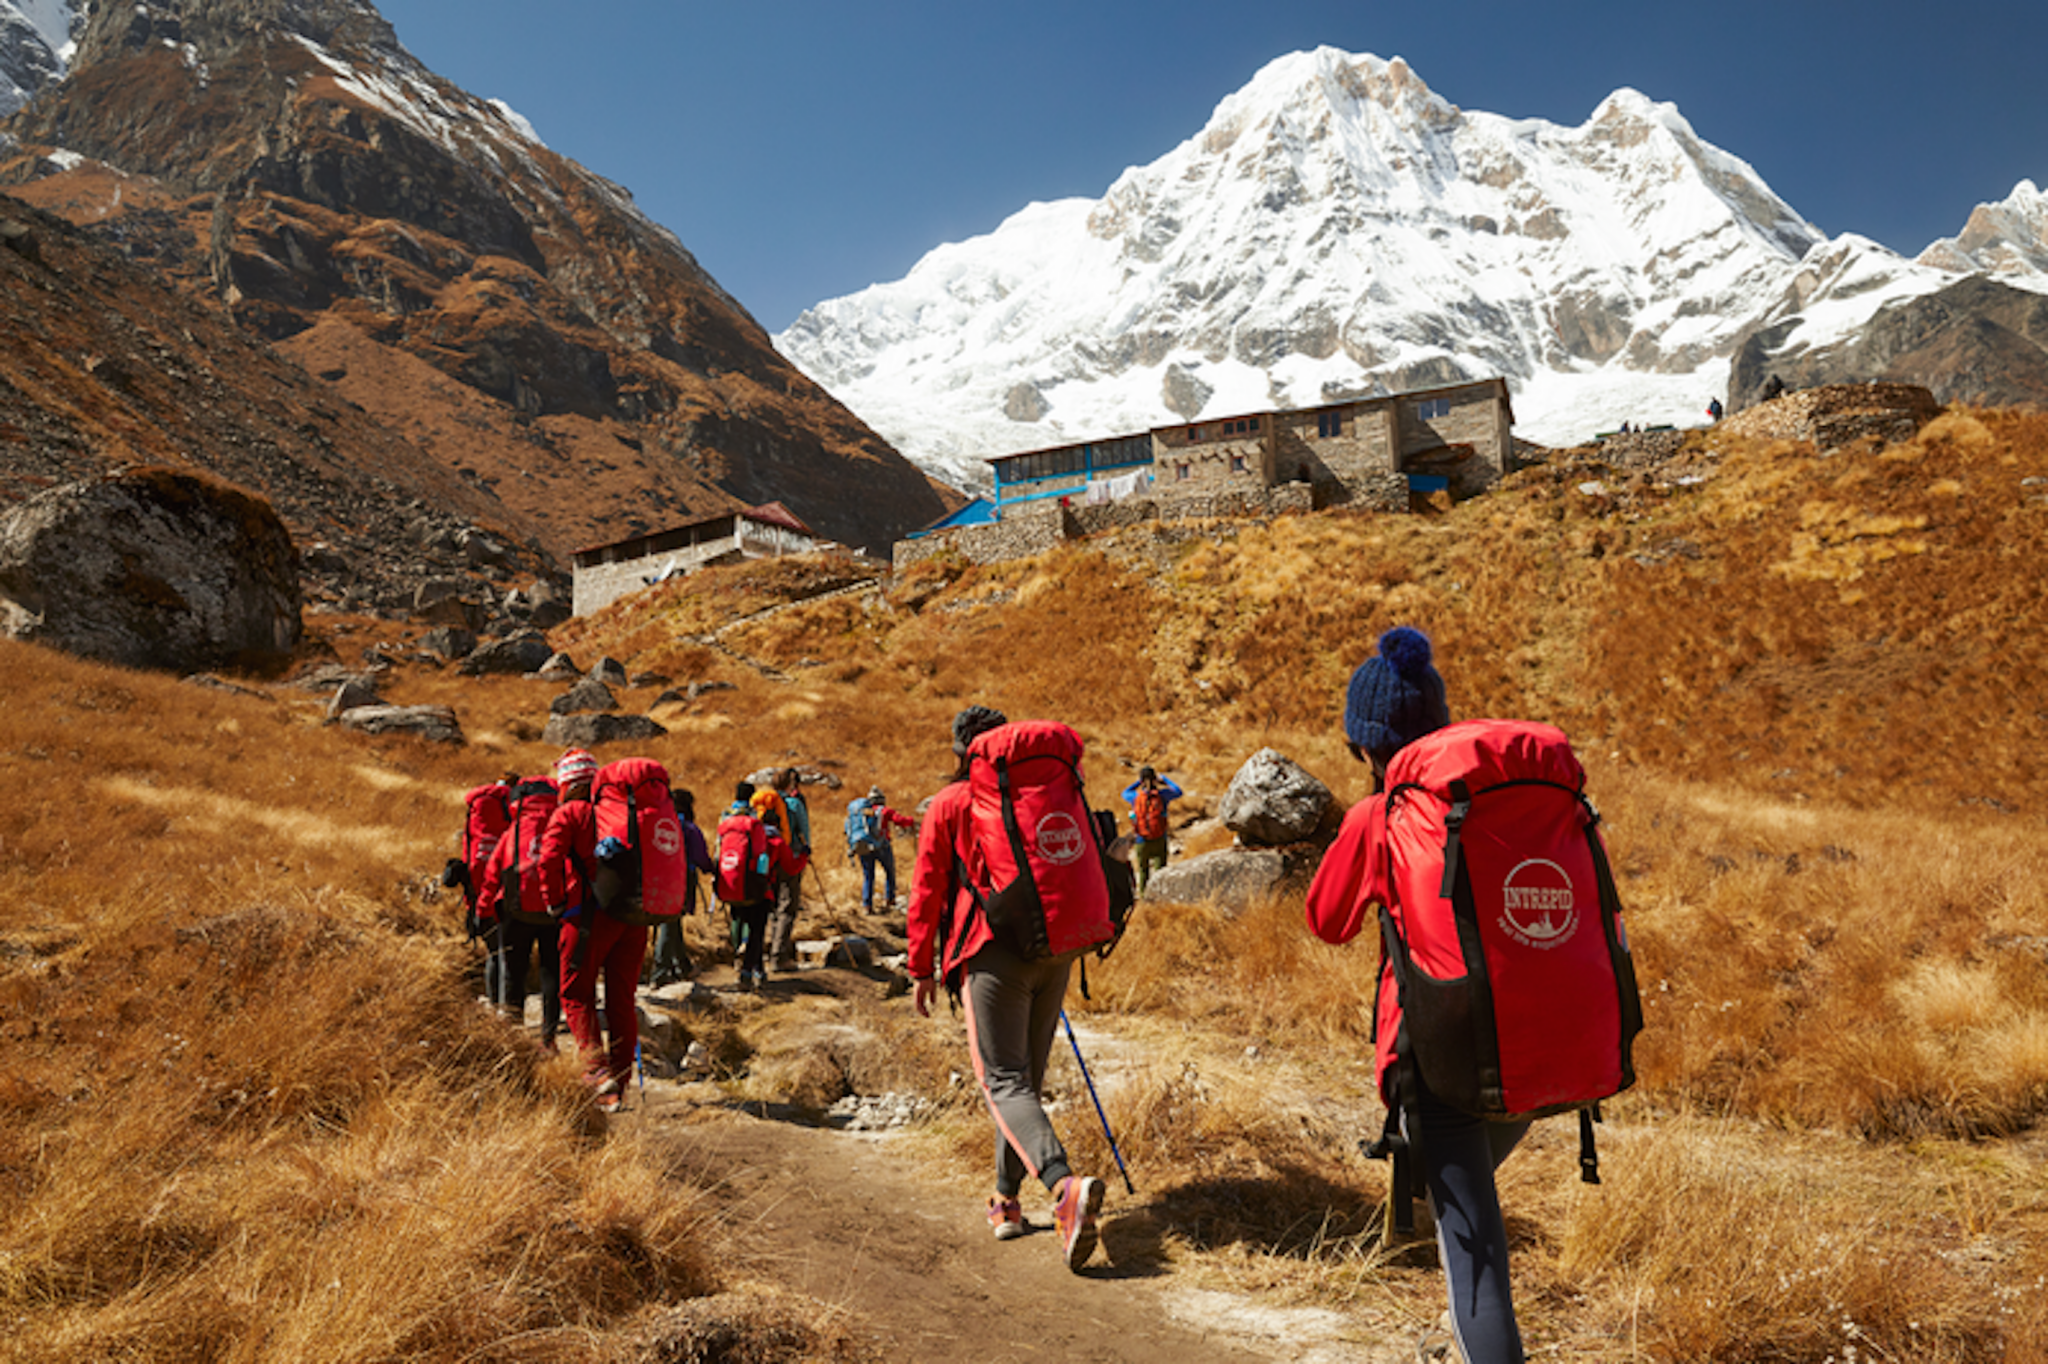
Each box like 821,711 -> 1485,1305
0,0 -> 957,577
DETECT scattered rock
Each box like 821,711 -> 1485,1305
325,677 -> 379,719
826,1091 -> 927,1132
650,688 -> 687,708
339,704 -> 463,744
629,672 -> 671,689
542,712 -> 668,747
419,626 -> 477,661
183,673 -> 271,699
458,632 -> 554,677
687,680 -> 735,700
532,650 -> 580,680
587,656 -> 628,687
549,678 -> 618,716
413,578 -> 480,629
1218,749 -> 1334,846
0,468 -> 301,673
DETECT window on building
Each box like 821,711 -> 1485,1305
1230,454 -> 1247,473
1317,411 -> 1343,438
1176,462 -> 1191,481
1417,397 -> 1452,421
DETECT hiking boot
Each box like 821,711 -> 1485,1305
987,1194 -> 1025,1241
1051,1175 -> 1104,1271
595,1091 -> 622,1114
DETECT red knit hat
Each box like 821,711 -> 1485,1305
554,748 -> 598,786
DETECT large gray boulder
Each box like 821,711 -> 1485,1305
458,632 -> 554,676
542,712 -> 668,747
550,678 -> 618,716
339,704 -> 464,744
1141,846 -> 1314,915
1218,749 -> 1334,847
0,469 -> 300,672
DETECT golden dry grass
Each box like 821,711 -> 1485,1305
5,405 -> 2047,1359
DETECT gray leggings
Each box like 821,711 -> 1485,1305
1408,1086 -> 1531,1364
962,943 -> 1079,1198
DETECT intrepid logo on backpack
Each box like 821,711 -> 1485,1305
1499,857 -> 1579,948
1035,810 -> 1087,865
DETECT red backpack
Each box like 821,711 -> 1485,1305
959,721 -> 1116,961
587,758 -> 688,927
491,777 -> 560,926
460,783 -> 513,895
714,810 -> 770,905
1365,719 -> 1644,1224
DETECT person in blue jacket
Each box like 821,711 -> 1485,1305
1120,766 -> 1183,893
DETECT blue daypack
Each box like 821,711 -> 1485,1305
844,797 -> 882,856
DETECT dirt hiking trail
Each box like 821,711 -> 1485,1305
612,959 -> 1412,1363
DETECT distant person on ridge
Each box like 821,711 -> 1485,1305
907,704 -> 1113,1273
1306,627 -> 1530,1363
1120,766 -> 1183,893
1707,396 -> 1724,422
846,785 -> 917,912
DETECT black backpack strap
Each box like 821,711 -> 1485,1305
1579,1104 -> 1603,1185
1438,779 -> 1472,899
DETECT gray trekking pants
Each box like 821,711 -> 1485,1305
962,942 -> 1079,1199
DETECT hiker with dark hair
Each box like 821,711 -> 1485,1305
645,787 -> 714,987
535,748 -> 644,1111
1308,627 -> 1530,1362
847,784 -> 917,912
1119,766 -> 1184,893
907,703 -> 1112,1273
765,767 -> 812,971
717,781 -> 796,992
447,772 -> 520,1002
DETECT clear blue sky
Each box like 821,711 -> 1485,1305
375,0 -> 2047,335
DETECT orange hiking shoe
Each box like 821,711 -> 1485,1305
1052,1175 -> 1104,1271
987,1194 -> 1025,1241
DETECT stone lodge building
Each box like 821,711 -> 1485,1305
897,376 -> 1515,566
571,502 -> 823,616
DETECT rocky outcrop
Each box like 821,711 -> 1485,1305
2,0 -> 959,556
1717,383 -> 1941,450
0,468 -> 300,672
1730,278 -> 2048,413
1141,847 -> 1316,915
339,704 -> 463,744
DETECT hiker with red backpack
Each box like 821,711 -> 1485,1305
445,773 -> 518,1003
717,782 -> 798,992
907,704 -> 1116,1273
475,771 -> 565,1051
1119,766 -> 1183,892
537,749 -> 691,1110
644,787 -> 714,987
1306,628 -> 1643,1364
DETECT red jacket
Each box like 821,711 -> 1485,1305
1304,794 -> 1400,1099
537,796 -> 599,918
475,781 -> 559,923
906,780 -> 987,985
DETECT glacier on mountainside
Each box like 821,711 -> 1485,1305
775,47 -> 1980,489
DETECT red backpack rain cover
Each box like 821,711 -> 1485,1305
1376,719 -> 1643,1120
489,777 -> 560,925
462,784 -> 514,895
714,811 -> 769,905
961,721 -> 1114,960
589,758 -> 687,926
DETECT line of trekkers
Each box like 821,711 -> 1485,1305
440,636 -> 1642,1360
444,753 -> 919,1112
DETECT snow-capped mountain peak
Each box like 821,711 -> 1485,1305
775,46 -> 1863,487
0,0 -> 79,114
1918,180 -> 2048,287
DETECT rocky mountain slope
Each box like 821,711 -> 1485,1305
776,48 -> 2048,488
0,0 -> 954,559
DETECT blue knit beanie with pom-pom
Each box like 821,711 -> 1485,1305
1343,626 -> 1450,766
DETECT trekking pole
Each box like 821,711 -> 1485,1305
808,860 -> 834,913
1060,1010 -> 1135,1195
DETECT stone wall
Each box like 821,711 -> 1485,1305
573,538 -> 741,615
896,484 -> 1319,568
1717,383 -> 1940,450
